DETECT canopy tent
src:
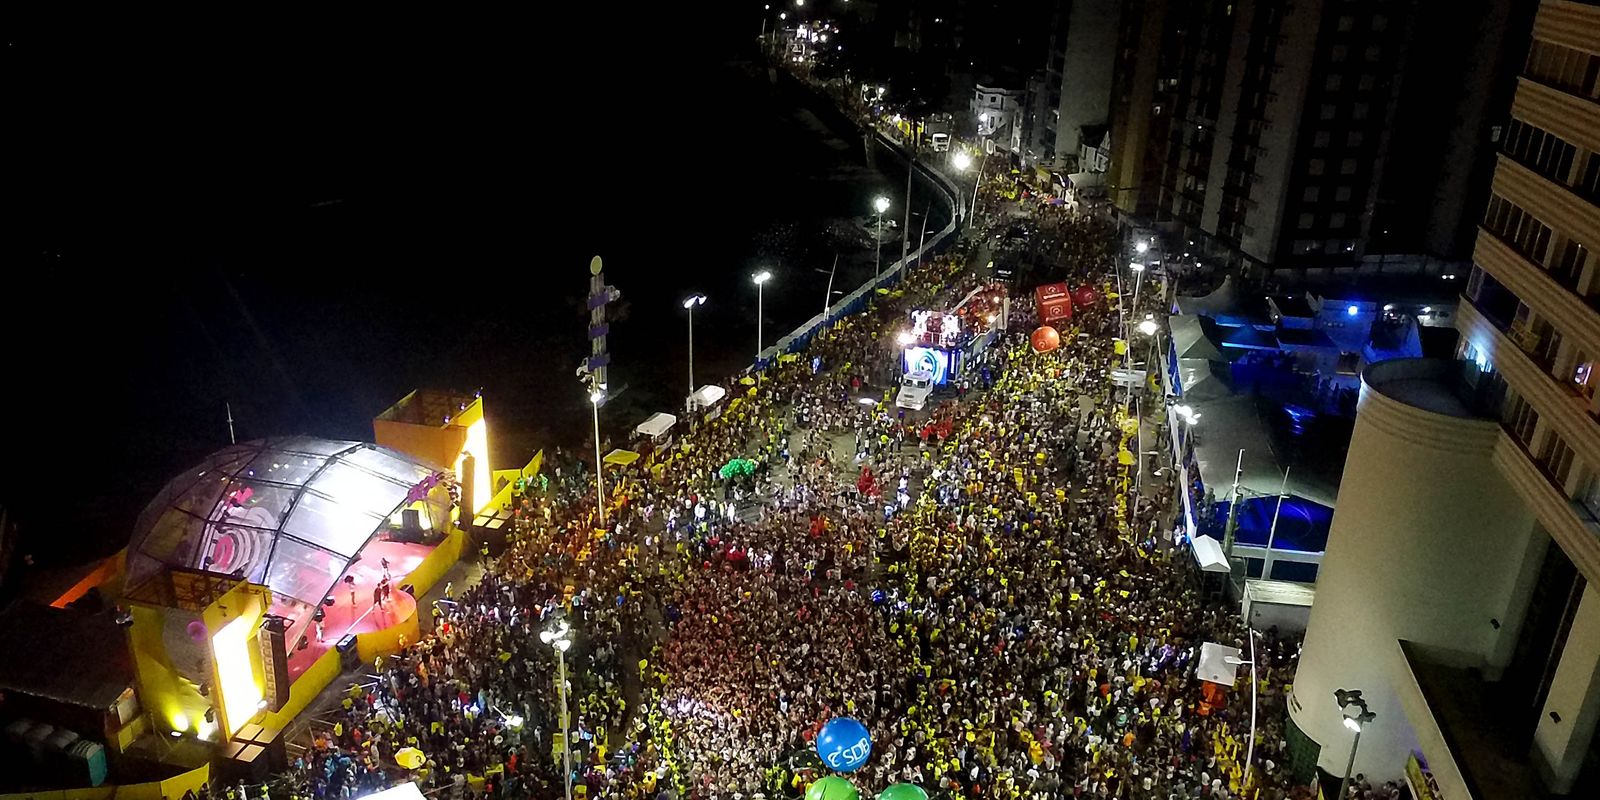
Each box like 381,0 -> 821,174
358,784 -> 427,800
689,385 -> 727,410
123,437 -> 447,607
1191,535 -> 1231,573
1196,641 -> 1245,686
1169,315 -> 1225,362
1175,274 -> 1241,317
603,449 -> 641,466
634,412 -> 677,439
1172,358 -> 1233,402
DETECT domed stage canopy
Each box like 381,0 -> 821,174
125,437 -> 448,608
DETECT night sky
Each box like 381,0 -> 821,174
2,10 -> 936,566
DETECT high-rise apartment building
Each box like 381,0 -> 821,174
1022,0 -> 1121,169
1109,0 -> 1528,276
1290,3 -> 1600,796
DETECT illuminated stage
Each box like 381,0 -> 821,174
280,539 -> 431,681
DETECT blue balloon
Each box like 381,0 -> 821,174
816,716 -> 872,773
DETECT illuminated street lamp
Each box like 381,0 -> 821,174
1136,240 -> 1150,254
955,149 -> 989,228
1138,318 -> 1159,336
683,294 -> 707,398
896,330 -> 914,345
873,195 -> 891,274
540,622 -> 575,800
952,151 -> 972,171
1335,689 -> 1378,800
753,271 -> 773,375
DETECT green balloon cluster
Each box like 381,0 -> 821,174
805,775 -> 859,800
878,785 -> 928,800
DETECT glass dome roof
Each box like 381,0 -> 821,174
125,437 -> 446,605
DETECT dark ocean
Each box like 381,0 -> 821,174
1,15 -> 952,567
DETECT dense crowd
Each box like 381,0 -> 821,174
252,160 -> 1312,800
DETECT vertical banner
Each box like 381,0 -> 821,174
582,255 -> 621,401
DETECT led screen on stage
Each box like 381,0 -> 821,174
903,347 -> 951,384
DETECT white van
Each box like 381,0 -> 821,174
896,370 -> 935,411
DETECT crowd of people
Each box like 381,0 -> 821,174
250,141 -> 1318,800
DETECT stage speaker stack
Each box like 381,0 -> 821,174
398,508 -> 423,542
459,453 -> 478,533
257,616 -> 291,712
336,634 -> 362,672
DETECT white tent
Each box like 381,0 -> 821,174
358,784 -> 426,800
1169,315 -> 1225,362
687,384 -> 727,411
635,412 -> 678,439
1196,641 -> 1245,686
1191,535 -> 1231,573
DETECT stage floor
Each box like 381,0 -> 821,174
279,540 -> 433,681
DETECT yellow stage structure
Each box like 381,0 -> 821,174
123,569 -> 272,743
374,390 -> 494,517
13,390 -> 543,795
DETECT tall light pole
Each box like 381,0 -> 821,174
540,623 -> 575,800
951,151 -> 973,218
683,294 -> 706,398
589,388 -> 606,528
958,150 -> 989,229
873,196 -> 891,275
753,271 -> 773,376
1224,629 -> 1263,791
1335,689 -> 1377,800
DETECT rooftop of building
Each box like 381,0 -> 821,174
0,600 -> 133,710
1363,358 -> 1484,420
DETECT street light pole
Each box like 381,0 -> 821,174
873,195 -> 890,275
968,151 -> 988,229
1245,630 -> 1259,789
590,390 -> 605,528
1262,466 -> 1291,580
683,295 -> 706,399
1334,689 -> 1377,800
753,271 -> 773,378
1338,725 -> 1364,800
557,642 -> 571,800
541,624 -> 574,800
1223,634 -> 1261,792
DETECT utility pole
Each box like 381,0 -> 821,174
823,254 -> 838,317
1221,449 -> 1245,557
915,200 -> 932,270
226,402 -> 236,445
901,156 -> 914,267
1262,466 -> 1291,580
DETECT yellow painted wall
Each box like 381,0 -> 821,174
125,605 -> 209,740
374,419 -> 465,474
486,450 -> 543,513
0,787 -> 114,800
111,715 -> 148,754
260,646 -> 341,731
406,527 -> 464,600
0,762 -> 209,800
127,579 -> 271,742
355,607 -> 421,664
